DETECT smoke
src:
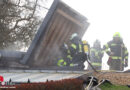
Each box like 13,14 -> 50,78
3,41 -> 28,52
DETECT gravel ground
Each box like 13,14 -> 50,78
93,72 -> 130,85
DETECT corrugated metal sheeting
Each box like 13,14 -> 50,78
21,0 -> 89,69
0,70 -> 85,82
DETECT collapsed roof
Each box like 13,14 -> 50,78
20,0 -> 89,69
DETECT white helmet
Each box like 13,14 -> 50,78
70,33 -> 78,40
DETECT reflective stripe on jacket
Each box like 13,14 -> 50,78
57,59 -> 67,67
70,43 -> 82,53
92,63 -> 101,66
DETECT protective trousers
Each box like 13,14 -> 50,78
109,59 -> 124,71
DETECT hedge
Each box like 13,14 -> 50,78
0,79 -> 83,90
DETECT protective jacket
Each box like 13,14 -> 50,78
90,47 -> 104,68
104,39 -> 128,70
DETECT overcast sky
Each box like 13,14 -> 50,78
62,0 -> 130,70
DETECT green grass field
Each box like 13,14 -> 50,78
99,83 -> 130,90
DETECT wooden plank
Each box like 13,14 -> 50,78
47,17 -> 70,65
43,14 -> 65,65
32,14 -> 59,66
57,9 -> 83,27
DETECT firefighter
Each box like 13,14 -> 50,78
103,32 -> 128,71
90,40 -> 104,70
69,33 -> 86,70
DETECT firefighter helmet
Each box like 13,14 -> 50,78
113,32 -> 121,38
70,33 -> 78,40
82,40 -> 87,44
94,39 -> 101,48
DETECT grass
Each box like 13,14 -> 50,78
99,83 -> 130,90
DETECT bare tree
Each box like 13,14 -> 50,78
0,0 -> 49,51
